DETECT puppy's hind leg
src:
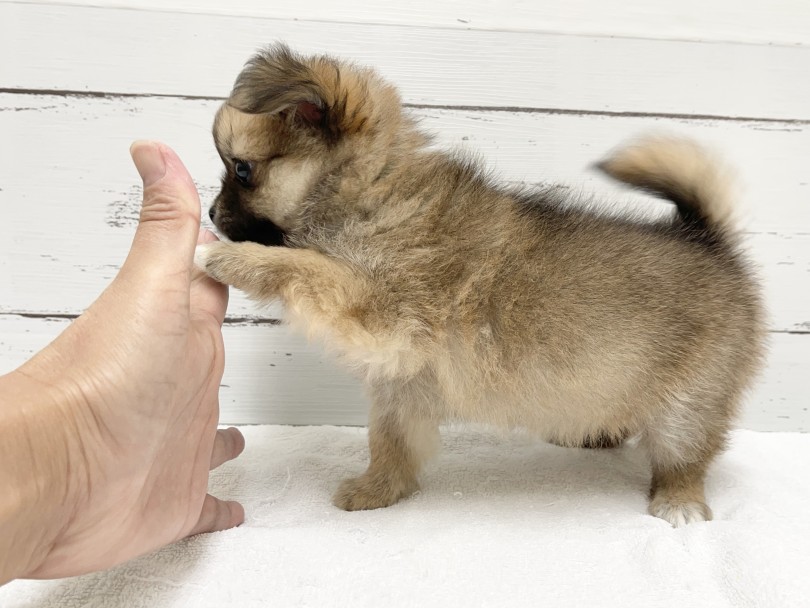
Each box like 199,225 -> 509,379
643,391 -> 732,527
334,380 -> 440,511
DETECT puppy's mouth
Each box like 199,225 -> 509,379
232,217 -> 288,247
213,211 -> 289,247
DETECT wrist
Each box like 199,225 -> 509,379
0,368 -> 87,583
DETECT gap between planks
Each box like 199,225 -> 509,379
6,311 -> 281,326
2,88 -> 810,126
2,313 -> 806,335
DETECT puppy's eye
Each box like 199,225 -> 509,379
233,160 -> 253,185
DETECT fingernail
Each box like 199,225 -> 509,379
130,140 -> 166,187
197,228 -> 221,244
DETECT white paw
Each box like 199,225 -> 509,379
194,243 -> 214,270
649,499 -> 712,527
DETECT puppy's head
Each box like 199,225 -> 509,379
209,44 -> 403,245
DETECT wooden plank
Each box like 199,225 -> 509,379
8,0 -> 810,46
2,4 -> 810,120
0,314 -> 804,431
1,94 -> 807,231
741,331 -> 810,432
1,94 -> 808,331
0,315 -> 368,426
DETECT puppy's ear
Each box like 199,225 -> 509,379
228,43 -> 375,141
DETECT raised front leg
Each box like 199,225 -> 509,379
194,241 -> 367,316
333,381 -> 440,511
195,242 -> 415,376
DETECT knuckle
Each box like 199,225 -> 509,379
140,190 -> 199,226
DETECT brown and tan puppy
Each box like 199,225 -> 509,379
196,44 -> 766,526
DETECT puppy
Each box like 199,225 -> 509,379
196,44 -> 766,526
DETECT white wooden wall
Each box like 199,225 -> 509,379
1,1 -> 808,430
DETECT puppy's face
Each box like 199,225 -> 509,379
210,105 -> 326,245
208,44 -> 402,245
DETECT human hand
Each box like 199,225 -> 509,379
0,142 -> 244,581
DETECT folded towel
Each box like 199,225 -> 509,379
3,426 -> 809,607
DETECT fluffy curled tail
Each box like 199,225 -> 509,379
596,136 -> 737,247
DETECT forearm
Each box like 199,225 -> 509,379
0,369 -> 82,584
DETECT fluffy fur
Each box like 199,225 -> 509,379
198,44 -> 766,526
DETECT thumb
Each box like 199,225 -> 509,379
123,141 -> 201,283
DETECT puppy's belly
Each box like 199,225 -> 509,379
445,390 -> 634,443
433,358 -> 639,441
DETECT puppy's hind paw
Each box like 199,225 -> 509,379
649,498 -> 712,527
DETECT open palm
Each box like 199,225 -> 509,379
19,142 -> 244,578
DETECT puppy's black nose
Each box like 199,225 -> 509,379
208,207 -> 216,221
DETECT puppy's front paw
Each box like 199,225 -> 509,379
194,243 -> 217,272
333,473 -> 417,511
649,497 -> 712,527
194,242 -> 230,283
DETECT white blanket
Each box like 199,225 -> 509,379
3,426 -> 809,607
